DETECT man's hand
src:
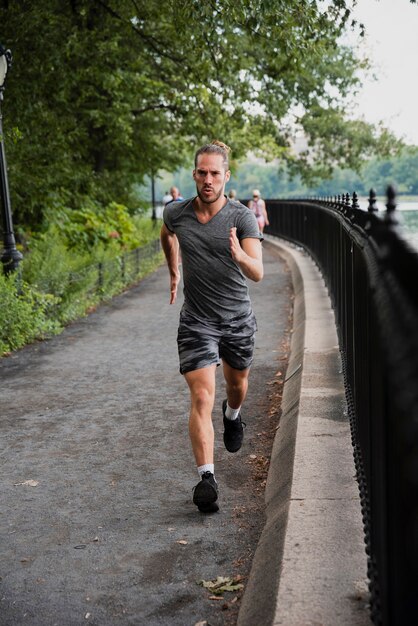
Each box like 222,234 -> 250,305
170,269 -> 181,304
229,227 -> 244,263
229,227 -> 263,282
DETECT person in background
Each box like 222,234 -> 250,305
228,189 -> 238,201
170,186 -> 184,202
162,190 -> 173,206
160,140 -> 264,514
248,189 -> 269,234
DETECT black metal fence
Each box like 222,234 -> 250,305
265,189 -> 418,625
88,238 -> 162,296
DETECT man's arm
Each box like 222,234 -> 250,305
160,223 -> 181,304
229,227 -> 263,282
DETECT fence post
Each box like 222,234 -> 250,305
98,262 -> 103,291
384,184 -> 397,224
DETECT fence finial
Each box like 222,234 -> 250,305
344,192 -> 350,206
342,192 -> 350,217
352,192 -> 360,210
368,189 -> 378,212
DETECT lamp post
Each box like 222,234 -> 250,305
151,172 -> 156,223
0,44 -> 22,274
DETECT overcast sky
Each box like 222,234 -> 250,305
346,0 -> 418,145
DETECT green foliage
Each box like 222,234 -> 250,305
21,230 -> 97,324
0,273 -> 60,354
0,0 -> 397,231
0,217 -> 162,356
311,146 -> 418,197
20,216 -> 162,326
49,201 -> 148,250
293,110 -> 402,185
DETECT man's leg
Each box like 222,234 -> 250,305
221,360 -> 251,453
222,360 -> 250,409
184,365 -> 217,466
184,365 -> 219,512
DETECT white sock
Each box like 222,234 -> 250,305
224,402 -> 241,421
198,463 -> 214,477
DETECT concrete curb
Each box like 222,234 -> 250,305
238,238 -> 371,626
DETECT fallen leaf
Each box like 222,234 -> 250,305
14,480 -> 39,487
209,595 -> 224,601
176,540 -> 188,545
198,576 -> 244,595
194,621 -> 207,626
249,454 -> 257,460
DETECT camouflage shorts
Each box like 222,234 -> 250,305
177,308 -> 257,375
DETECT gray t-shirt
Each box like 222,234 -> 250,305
163,197 -> 262,320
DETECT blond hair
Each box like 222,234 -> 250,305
194,140 -> 231,170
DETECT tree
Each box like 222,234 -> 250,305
0,0 -> 399,229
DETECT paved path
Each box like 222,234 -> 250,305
0,244 -> 292,626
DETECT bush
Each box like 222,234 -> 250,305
50,200 -> 150,251
21,229 -> 96,324
1,206 -> 163,356
0,273 -> 61,354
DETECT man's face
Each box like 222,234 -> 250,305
193,153 -> 230,205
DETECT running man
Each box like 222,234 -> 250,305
160,140 -> 264,513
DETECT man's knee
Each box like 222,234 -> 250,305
192,385 -> 214,410
185,369 -> 216,414
227,376 -> 247,393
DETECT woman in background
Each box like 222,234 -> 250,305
248,189 -> 269,234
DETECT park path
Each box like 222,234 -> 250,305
0,243 -> 292,626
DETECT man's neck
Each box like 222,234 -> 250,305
194,194 -> 227,215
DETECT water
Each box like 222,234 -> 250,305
357,199 -> 418,250
401,210 -> 418,249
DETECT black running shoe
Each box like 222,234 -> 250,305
222,399 -> 246,453
193,471 -> 219,513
